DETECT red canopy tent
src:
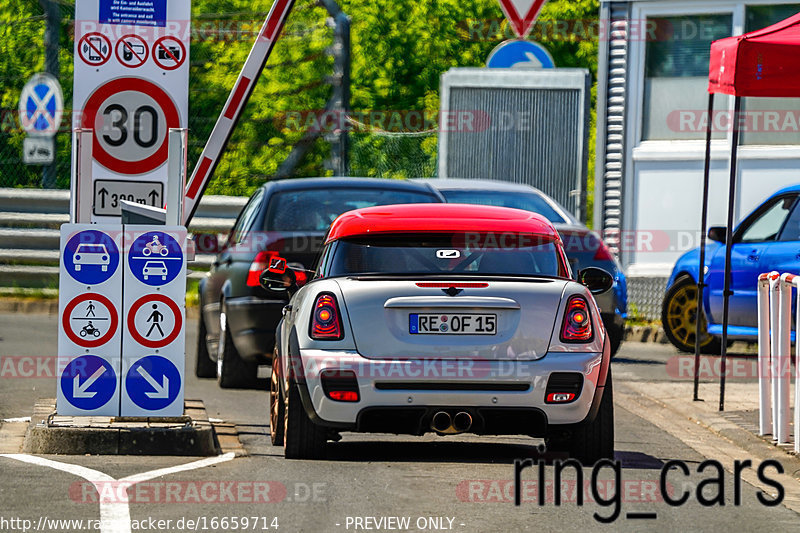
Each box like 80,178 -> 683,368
694,12 -> 800,410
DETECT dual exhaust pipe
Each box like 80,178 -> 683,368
431,411 -> 473,434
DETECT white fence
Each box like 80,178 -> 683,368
757,271 -> 799,451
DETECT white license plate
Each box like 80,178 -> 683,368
409,313 -> 497,335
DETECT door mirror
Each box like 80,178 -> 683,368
578,267 -> 614,295
259,256 -> 296,292
708,226 -> 727,243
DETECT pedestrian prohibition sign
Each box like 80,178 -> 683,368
60,355 -> 117,411
62,293 -> 119,348
127,294 -> 182,349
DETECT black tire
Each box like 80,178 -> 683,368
547,371 -> 615,465
661,275 -> 722,354
216,309 -> 257,389
269,351 -> 285,446
195,315 -> 216,378
284,381 -> 326,459
606,323 -> 623,358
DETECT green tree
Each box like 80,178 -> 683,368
0,0 -> 600,216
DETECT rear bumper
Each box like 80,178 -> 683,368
224,297 -> 286,363
289,350 -> 605,434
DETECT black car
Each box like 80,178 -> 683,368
196,177 -> 444,387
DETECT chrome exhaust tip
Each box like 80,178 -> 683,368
453,411 -> 473,432
431,411 -> 452,433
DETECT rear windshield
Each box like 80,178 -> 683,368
325,233 -> 565,278
265,188 -> 438,232
440,190 -> 569,224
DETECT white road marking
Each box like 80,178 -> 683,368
2,417 -> 31,423
0,452 -> 236,533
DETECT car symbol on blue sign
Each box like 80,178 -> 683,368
125,356 -> 181,410
129,232 -> 182,286
60,355 -> 117,411
63,230 -> 120,285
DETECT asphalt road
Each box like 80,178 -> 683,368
0,312 -> 798,533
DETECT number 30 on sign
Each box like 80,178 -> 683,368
81,78 -> 180,175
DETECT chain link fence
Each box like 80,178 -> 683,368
350,128 -> 437,179
0,0 -> 74,189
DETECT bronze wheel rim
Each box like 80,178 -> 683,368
665,283 -> 713,349
270,359 -> 280,441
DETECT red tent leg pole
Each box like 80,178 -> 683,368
694,92 -> 715,402
719,95 -> 742,412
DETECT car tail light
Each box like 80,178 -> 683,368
294,269 -> 308,286
593,237 -> 615,261
246,251 -> 278,287
560,296 -> 593,343
310,293 -> 343,340
546,392 -> 576,403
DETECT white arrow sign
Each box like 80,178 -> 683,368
497,0 -> 548,39
137,366 -> 170,399
73,367 -> 105,399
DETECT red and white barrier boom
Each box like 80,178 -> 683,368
182,0 -> 296,225
757,271 -> 798,450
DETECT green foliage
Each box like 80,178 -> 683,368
0,0 -> 599,206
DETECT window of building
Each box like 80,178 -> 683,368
642,14 -> 732,141
741,4 -> 800,145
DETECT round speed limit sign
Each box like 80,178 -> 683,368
81,78 -> 180,174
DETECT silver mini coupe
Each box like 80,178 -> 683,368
262,204 -> 614,463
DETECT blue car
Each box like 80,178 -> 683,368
663,185 -> 800,352
421,179 -> 628,355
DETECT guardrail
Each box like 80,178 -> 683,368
0,188 -> 246,287
757,271 -> 798,451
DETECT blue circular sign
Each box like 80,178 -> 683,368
128,232 -> 183,286
487,40 -> 555,69
125,356 -> 181,411
63,230 -> 120,285
60,355 -> 117,411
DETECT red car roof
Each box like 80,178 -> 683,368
326,203 -> 559,243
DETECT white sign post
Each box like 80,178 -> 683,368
73,0 -> 190,222
57,225 -> 124,416
121,227 -> 187,416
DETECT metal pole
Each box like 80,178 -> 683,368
719,95 -> 741,412
167,129 -> 188,226
320,0 -> 350,175
39,0 -> 60,188
693,92 -> 715,401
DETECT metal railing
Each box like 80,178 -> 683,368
0,188 -> 245,287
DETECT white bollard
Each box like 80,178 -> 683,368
769,275 -> 781,438
756,273 -> 774,436
794,276 -> 800,454
776,274 -> 793,444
